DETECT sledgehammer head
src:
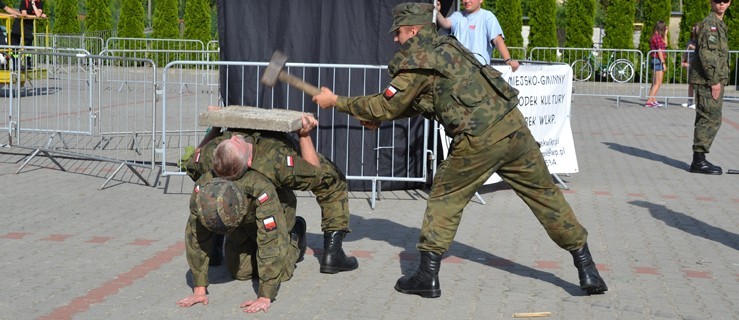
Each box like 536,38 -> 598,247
261,51 -> 289,87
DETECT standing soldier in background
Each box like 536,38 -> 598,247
688,0 -> 731,175
313,2 -> 607,298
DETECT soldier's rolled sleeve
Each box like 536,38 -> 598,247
336,72 -> 427,121
253,187 -> 291,300
185,213 -> 213,287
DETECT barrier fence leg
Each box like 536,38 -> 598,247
16,149 -> 66,174
100,162 -> 151,190
552,173 -> 569,190
474,192 -> 486,205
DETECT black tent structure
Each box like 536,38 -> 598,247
215,0 -> 456,190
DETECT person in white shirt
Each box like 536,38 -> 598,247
435,0 -> 519,71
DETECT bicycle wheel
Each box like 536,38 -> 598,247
609,59 -> 635,83
571,60 -> 592,81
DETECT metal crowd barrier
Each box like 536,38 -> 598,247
6,39 -> 739,197
529,47 -> 643,106
492,46 -> 527,60
35,34 -> 105,56
643,49 -> 739,106
5,49 -> 157,189
159,61 -> 430,208
104,37 -> 206,67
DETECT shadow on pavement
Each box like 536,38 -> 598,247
328,214 -> 584,296
603,142 -> 688,171
0,86 -> 62,97
630,200 -> 739,251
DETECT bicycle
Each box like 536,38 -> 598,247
571,50 -> 635,83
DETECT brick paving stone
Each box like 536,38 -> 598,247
1,95 -> 738,319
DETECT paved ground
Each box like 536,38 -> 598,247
1,95 -> 738,320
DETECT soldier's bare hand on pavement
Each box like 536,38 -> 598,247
241,297 -> 271,313
176,293 -> 208,307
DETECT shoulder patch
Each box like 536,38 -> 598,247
262,216 -> 277,231
194,185 -> 200,193
194,150 -> 201,163
286,156 -> 294,167
257,192 -> 269,204
384,85 -> 398,99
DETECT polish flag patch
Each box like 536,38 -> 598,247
258,193 -> 270,204
194,185 -> 200,193
286,156 -> 294,167
263,216 -> 277,231
195,151 -> 201,163
710,26 -> 717,31
384,85 -> 398,99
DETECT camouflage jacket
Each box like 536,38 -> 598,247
185,165 -> 296,300
235,130 -> 324,191
336,26 -> 523,147
183,130 -> 324,191
690,12 -> 730,86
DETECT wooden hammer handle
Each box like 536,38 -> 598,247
278,71 -> 321,96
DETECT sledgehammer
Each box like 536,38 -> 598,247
261,51 -> 321,96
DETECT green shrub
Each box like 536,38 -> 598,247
528,0 -> 558,60
602,0 -> 635,49
564,0 -> 596,49
53,0 -> 81,34
183,0 -> 211,61
85,0 -> 113,35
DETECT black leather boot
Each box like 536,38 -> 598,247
291,216 -> 307,263
209,234 -> 225,266
320,231 -> 358,274
570,243 -> 608,294
394,251 -> 442,298
689,152 -> 722,175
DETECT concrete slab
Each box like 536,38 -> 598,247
198,106 -> 307,132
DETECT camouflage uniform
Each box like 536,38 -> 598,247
335,24 -> 587,253
191,129 -> 351,232
185,160 -> 299,300
690,12 -> 729,154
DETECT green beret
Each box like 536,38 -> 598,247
389,2 -> 435,34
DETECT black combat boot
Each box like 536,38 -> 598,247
689,152 -> 722,175
209,234 -> 225,266
291,216 -> 307,263
320,231 -> 358,274
394,251 -> 442,298
570,243 -> 608,294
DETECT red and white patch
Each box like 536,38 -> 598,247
263,216 -> 277,231
286,156 -> 294,167
195,151 -> 201,163
710,26 -> 717,32
257,193 -> 270,204
194,185 -> 200,193
383,85 -> 398,99
469,25 -> 476,31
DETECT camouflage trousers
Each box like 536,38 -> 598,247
225,188 -> 300,283
313,154 -> 351,232
418,125 -> 588,254
693,84 -> 724,153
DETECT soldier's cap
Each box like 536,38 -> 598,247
389,2 -> 435,34
193,178 -> 245,234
